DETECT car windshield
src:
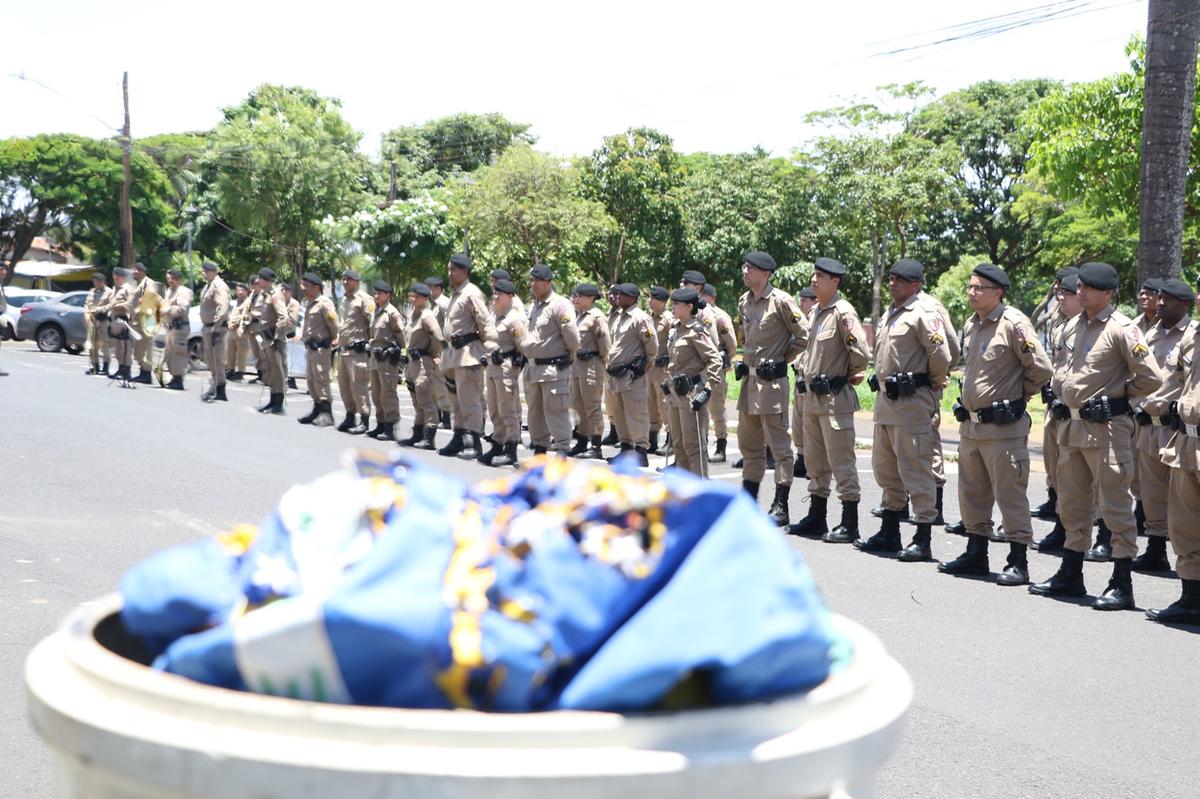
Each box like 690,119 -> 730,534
6,295 -> 53,308
59,294 -> 87,307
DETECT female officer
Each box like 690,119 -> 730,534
664,288 -> 723,475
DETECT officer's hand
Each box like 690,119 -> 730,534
849,371 -> 865,386
734,361 -> 749,380
690,387 -> 712,411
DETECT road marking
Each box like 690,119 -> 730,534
151,509 -> 220,536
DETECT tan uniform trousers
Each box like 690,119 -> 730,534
88,322 -> 110,368
710,371 -> 729,439
1056,426 -> 1138,560
1167,468 -> 1200,580
133,327 -> 153,370
611,380 -> 650,449
431,367 -> 452,413
449,365 -> 486,433
338,351 -> 371,417
258,338 -> 286,394
873,424 -> 938,523
370,363 -> 401,424
738,411 -> 793,485
306,347 -> 333,404
1043,416 -> 1060,490
957,435 -> 1033,544
1128,425 -> 1141,501
408,359 -> 439,427
791,389 -> 805,453
109,322 -> 133,367
165,327 -> 189,379
202,325 -> 227,387
668,404 -> 709,475
526,373 -> 573,451
931,410 -> 947,487
571,368 -> 606,437
227,331 -> 249,373
648,367 -> 667,432
1137,448 -> 1171,539
486,370 -> 522,444
804,413 -> 860,502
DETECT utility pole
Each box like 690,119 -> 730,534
119,72 -> 134,270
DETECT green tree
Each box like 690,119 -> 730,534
379,113 -> 534,195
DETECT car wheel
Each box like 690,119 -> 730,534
36,324 -> 65,353
187,337 -> 206,373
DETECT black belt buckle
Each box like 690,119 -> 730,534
1050,400 -> 1070,421
1136,409 -> 1152,426
810,374 -> 832,396
1040,384 -> 1055,405
654,355 -> 669,369
952,398 -> 969,422
990,398 -> 1022,425
671,374 -> 696,396
883,375 -> 900,400
867,374 -> 880,393
795,376 -> 807,395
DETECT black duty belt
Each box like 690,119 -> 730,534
654,355 -> 669,369
670,374 -> 702,396
868,372 -> 931,400
490,349 -> 527,367
167,319 -> 188,330
304,337 -> 332,351
807,374 -> 848,396
1051,396 -> 1131,423
450,332 -> 480,349
408,347 -> 428,360
576,350 -> 600,361
954,398 -> 1026,425
534,354 -> 572,368
343,340 -> 369,354
203,321 -> 229,330
1136,409 -> 1176,428
753,360 -> 789,380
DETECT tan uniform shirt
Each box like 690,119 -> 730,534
200,277 -> 231,326
254,288 -> 290,342
652,309 -> 671,366
1056,305 -> 1163,448
573,306 -> 611,379
1162,326 -> 1200,470
607,306 -> 658,394
1137,317 -> 1194,451
711,305 -> 738,366
85,286 -> 114,326
102,283 -> 134,322
441,282 -> 495,369
125,277 -> 151,321
405,306 -> 444,383
230,294 -> 250,333
1135,312 -> 1156,335
339,289 -> 375,346
433,293 -> 450,329
666,317 -> 723,407
162,285 -> 193,325
520,291 -> 579,383
737,284 -> 810,414
873,292 -> 953,427
369,304 -> 406,351
922,291 -> 961,363
487,307 -> 527,379
958,302 -> 1053,440
801,293 -> 869,417
286,298 -> 302,337
302,295 -> 338,345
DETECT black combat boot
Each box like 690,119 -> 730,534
347,415 -> 369,435
1031,488 -> 1058,520
742,480 -> 760,500
938,534 -> 989,575
259,392 -> 285,415
1135,500 -> 1146,537
898,523 -> 934,562
710,438 -> 727,463
648,429 -> 661,455
214,385 -> 228,402
86,364 -> 100,375
287,377 -> 298,390
766,449 -> 776,469
532,445 -> 548,455
374,422 -> 395,442
479,440 -> 503,466
366,419 -> 385,438
823,501 -> 859,544
1132,536 -> 1172,573
438,429 -> 466,456
458,431 -> 483,460
945,519 -> 966,536
1086,519 -> 1112,562
601,424 -> 619,446
793,454 -> 807,479
1146,580 -> 1200,625
491,441 -> 519,467
312,401 -> 334,427
132,369 -> 153,384
732,457 -> 744,469
788,495 -> 828,538
932,487 -> 945,525
399,424 -> 424,446
439,410 -> 451,430
568,430 -> 589,456
871,502 -> 910,522
585,436 -> 604,459
416,425 -> 438,450
257,393 -> 276,412
855,509 -> 902,554
337,413 -> 357,433
298,404 -> 320,424
767,484 -> 790,527
1093,558 -> 1135,611
101,360 -> 111,376
201,384 -> 216,402
1035,519 -> 1066,553
1029,549 -> 1087,597
995,542 -> 1030,586
634,446 -> 650,467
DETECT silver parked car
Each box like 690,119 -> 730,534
16,291 -> 88,353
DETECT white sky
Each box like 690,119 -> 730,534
0,0 -> 1148,157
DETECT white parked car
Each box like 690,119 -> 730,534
2,288 -> 62,340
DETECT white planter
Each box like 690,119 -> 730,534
26,594 -> 911,799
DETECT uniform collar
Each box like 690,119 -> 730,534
1159,315 -> 1192,335
817,291 -> 840,312
753,283 -> 776,302
984,301 -> 1006,323
1086,304 -> 1115,324
891,292 -> 921,313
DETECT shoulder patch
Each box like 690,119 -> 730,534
560,313 -> 571,325
1126,326 -> 1149,358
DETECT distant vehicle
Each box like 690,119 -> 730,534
2,289 -> 61,341
16,291 -> 87,353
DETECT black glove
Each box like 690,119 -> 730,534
734,361 -> 749,381
690,387 -> 712,411
661,380 -> 671,397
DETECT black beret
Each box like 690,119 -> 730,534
670,287 -> 700,304
372,279 -> 392,294
744,251 -> 777,271
1140,277 -> 1163,292
424,275 -> 444,287
167,268 -> 183,278
1055,266 -> 1079,282
889,259 -> 925,283
258,267 -> 277,281
972,263 -> 1010,289
200,260 -> 218,272
680,269 -> 706,285
343,269 -> 361,281
529,264 -> 553,281
814,257 -> 845,277
649,286 -> 669,301
572,283 -> 600,297
490,268 -> 512,281
112,267 -> 128,277
1060,275 -> 1079,294
448,252 -> 472,270
133,262 -> 146,272
1159,278 -> 1195,303
301,272 -> 322,286
608,284 -> 620,293
1078,262 -> 1119,291
91,271 -> 107,281
702,283 -> 716,297
494,279 -> 516,295
799,286 -> 816,299
614,283 -> 640,298
409,282 -> 432,297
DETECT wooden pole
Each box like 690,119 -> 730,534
120,71 -> 134,269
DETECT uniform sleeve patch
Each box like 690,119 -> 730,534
560,314 -> 571,325
842,317 -> 853,332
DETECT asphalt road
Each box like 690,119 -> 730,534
2,343 -> 1196,799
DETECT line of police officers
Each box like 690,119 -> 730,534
79,252 -> 1200,625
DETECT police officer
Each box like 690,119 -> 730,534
924,286 -> 960,525
438,253 -> 496,459
160,269 -> 193,391
790,286 -> 818,477
606,283 -> 658,465
337,269 -> 375,434
84,272 -> 113,376
855,259 -> 951,556
601,284 -> 621,448
101,267 -> 135,382
646,286 -> 672,454
248,269 -> 292,414
665,288 -> 724,475
1131,279 -> 1194,573
400,283 -> 445,449
489,269 -> 525,316
425,275 -> 454,430
366,280 -> 407,442
937,264 -> 1052,583
569,283 -> 611,458
701,283 -> 739,463
1030,267 -> 1080,531
297,272 -> 338,427
281,282 -> 302,391
0,262 -> 7,376
1135,277 -> 1162,332
128,262 -> 158,383
226,282 -> 251,382
519,264 -> 580,455
1030,262 -> 1163,610
244,279 -> 265,384
735,251 -> 809,526
198,261 -> 231,402
789,258 -> 870,542
482,279 -> 526,467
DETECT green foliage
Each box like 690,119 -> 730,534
929,253 -> 986,329
380,113 -> 534,195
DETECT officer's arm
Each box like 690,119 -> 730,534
782,297 -> 810,362
843,309 -> 870,384
642,316 -> 659,358
1013,319 -> 1053,399
473,294 -> 497,344
696,327 -> 724,392
920,313 -> 953,389
718,316 -> 737,358
596,315 -> 611,360
1121,325 -> 1164,400
939,303 -> 961,363
559,303 -> 581,354
1143,334 -> 1188,416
